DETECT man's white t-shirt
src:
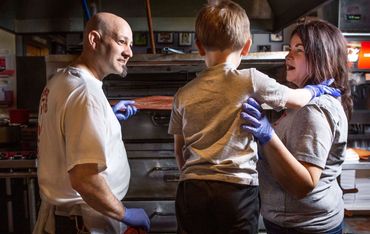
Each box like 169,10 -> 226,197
37,66 -> 130,205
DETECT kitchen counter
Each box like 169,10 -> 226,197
343,160 -> 370,170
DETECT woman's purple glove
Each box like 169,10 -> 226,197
121,207 -> 150,232
112,100 -> 137,121
304,78 -> 341,100
241,98 -> 274,145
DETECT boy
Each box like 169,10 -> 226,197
168,1 -> 339,233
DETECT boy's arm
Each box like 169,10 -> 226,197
174,134 -> 185,170
285,79 -> 341,109
285,88 -> 312,109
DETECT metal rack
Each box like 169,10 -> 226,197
0,159 -> 37,233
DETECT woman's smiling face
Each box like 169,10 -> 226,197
285,34 -> 309,87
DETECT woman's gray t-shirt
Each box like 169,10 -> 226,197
258,95 -> 348,232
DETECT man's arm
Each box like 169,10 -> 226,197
174,134 -> 185,170
69,163 -> 150,231
69,163 -> 124,220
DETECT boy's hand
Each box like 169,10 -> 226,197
112,100 -> 137,121
304,78 -> 341,100
241,98 -> 274,145
121,207 -> 150,232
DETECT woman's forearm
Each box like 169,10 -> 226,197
262,134 -> 321,198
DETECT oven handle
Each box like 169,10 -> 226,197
151,114 -> 170,127
163,174 -> 180,183
149,211 -> 176,219
147,166 -> 180,182
147,166 -> 178,174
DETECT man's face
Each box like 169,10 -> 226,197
100,23 -> 133,77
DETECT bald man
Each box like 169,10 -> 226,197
35,12 -> 150,233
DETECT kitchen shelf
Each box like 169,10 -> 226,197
348,134 -> 370,140
350,68 -> 370,73
343,161 -> 370,170
350,110 -> 370,124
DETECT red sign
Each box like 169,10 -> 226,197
358,41 -> 370,69
0,57 -> 5,71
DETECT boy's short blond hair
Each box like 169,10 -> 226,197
195,0 -> 250,52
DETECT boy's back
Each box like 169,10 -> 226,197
168,1 -> 280,233
169,62 -> 288,185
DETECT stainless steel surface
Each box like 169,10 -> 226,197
0,171 -> 37,178
126,158 -> 178,200
0,159 -> 37,168
122,111 -> 172,141
125,143 -> 174,152
343,161 -> 370,170
118,70 -> 178,232
162,47 -> 185,55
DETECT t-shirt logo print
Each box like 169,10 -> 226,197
39,88 -> 50,114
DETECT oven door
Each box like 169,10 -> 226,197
124,143 -> 179,233
121,110 -> 172,142
125,142 -> 179,200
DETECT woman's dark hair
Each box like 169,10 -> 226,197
292,18 -> 352,119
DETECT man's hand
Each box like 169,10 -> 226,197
240,98 -> 274,145
112,100 -> 137,121
121,207 -> 150,232
304,78 -> 341,100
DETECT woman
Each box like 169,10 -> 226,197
241,18 -> 352,233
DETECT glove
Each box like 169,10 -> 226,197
121,207 -> 150,232
112,100 -> 137,121
240,97 -> 274,145
304,78 -> 341,100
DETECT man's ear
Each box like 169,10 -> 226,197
196,39 -> 206,56
241,38 -> 252,56
88,30 -> 101,50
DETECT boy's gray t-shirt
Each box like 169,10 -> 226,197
258,95 -> 347,232
168,62 -> 289,185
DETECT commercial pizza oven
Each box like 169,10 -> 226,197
104,60 -> 197,233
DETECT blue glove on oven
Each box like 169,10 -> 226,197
112,100 -> 137,121
241,97 -> 274,145
304,78 -> 341,100
121,207 -> 150,232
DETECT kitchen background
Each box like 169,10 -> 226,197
0,0 -> 369,233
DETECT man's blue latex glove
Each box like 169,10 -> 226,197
304,78 -> 341,100
121,207 -> 150,232
112,100 -> 137,121
240,97 -> 274,145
